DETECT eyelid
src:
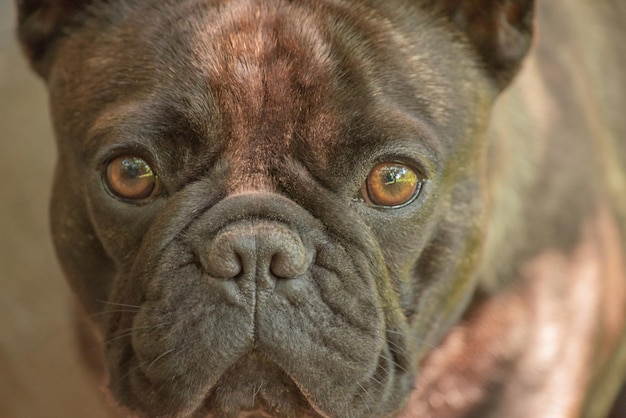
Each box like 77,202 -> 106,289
94,142 -> 159,174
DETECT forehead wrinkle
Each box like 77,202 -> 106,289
189,0 -> 338,190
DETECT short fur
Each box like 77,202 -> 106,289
16,0 -> 626,417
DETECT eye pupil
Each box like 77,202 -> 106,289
122,159 -> 140,177
105,156 -> 159,201
363,163 -> 422,208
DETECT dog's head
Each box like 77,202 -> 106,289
17,0 -> 533,417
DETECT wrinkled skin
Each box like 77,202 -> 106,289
15,0 -> 626,417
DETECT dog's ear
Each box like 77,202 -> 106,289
15,0 -> 90,78
425,0 -> 535,89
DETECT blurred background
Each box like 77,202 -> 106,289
0,2 -> 112,417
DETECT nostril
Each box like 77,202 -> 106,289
200,230 -> 245,279
269,235 -> 308,279
198,222 -> 310,281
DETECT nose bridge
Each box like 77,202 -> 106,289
200,221 -> 310,285
220,110 -> 290,193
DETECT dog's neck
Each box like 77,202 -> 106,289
458,2 -> 626,416
404,205 -> 626,417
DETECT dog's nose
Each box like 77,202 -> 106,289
200,222 -> 310,282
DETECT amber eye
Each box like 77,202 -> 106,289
362,162 -> 422,208
104,156 -> 159,201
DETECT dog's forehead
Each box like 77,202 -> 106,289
189,1 -> 332,82
185,1 -> 339,188
52,0 -> 488,187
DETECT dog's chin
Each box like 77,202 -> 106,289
108,316 -> 409,418
121,352 -> 326,418
192,353 -> 327,418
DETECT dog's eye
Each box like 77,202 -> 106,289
104,156 -> 160,201
361,162 -> 422,208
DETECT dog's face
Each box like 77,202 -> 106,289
17,0 -> 533,417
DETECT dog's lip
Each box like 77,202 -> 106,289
200,351 -> 330,418
236,411 -> 321,418
237,412 -> 275,418
279,375 -> 333,418
117,312 -> 331,418
256,357 -> 332,418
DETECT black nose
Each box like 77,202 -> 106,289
200,222 -> 310,282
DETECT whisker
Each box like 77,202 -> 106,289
252,382 -> 264,406
379,352 -> 408,373
146,347 -> 177,371
385,329 -> 438,351
96,300 -> 154,310
142,345 -> 192,401
105,331 -> 136,343
113,358 -> 145,387
368,371 -> 385,386
357,382 -> 374,412
105,322 -> 171,344
385,336 -> 420,357
109,332 -> 179,389
85,309 -> 145,319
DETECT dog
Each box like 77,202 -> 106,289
16,0 -> 626,417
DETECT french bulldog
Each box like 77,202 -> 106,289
16,0 -> 626,417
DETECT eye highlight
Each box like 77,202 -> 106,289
104,156 -> 160,202
362,162 -> 423,208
